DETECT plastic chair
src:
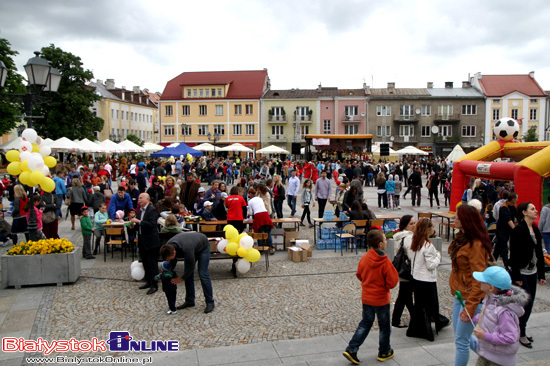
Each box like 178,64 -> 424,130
335,222 -> 357,256
248,232 -> 270,271
353,220 -> 368,249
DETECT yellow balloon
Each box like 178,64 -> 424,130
6,150 -> 20,163
226,242 -> 238,256
245,248 -> 261,263
7,162 -> 21,175
223,225 -> 239,242
31,143 -> 39,153
19,171 -> 31,185
237,247 -> 247,257
40,177 -> 56,192
29,170 -> 45,186
20,160 -> 31,172
455,201 -> 462,211
43,156 -> 57,168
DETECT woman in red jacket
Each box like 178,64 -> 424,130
225,186 -> 247,233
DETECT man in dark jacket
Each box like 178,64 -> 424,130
180,173 -> 200,211
166,231 -> 215,313
136,166 -> 147,193
131,193 -> 160,295
408,166 -> 423,207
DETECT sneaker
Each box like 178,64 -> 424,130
166,310 -> 177,315
397,206 -> 401,209
343,350 -> 360,364
377,349 -> 394,362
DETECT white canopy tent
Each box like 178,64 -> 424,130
75,138 -> 107,153
219,143 -> 253,152
446,144 -> 466,162
41,138 -> 54,146
99,139 -> 125,153
257,145 -> 290,154
143,142 -> 164,152
118,140 -> 146,153
395,145 -> 429,156
0,137 -> 23,151
194,143 -> 217,152
49,137 -> 84,152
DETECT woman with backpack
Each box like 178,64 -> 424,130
391,215 -> 415,328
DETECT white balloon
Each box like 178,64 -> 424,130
19,151 -> 32,162
41,165 -> 51,176
239,235 -> 254,250
130,260 -> 142,270
28,154 -> 45,171
21,128 -> 38,143
236,258 -> 251,274
39,145 -> 51,157
19,141 -> 32,153
35,136 -> 43,146
217,239 -> 229,253
131,266 -> 145,280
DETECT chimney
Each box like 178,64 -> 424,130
133,86 -> 140,94
317,83 -> 322,93
105,79 -> 115,89
445,82 -> 454,88
529,71 -> 535,79
387,82 -> 395,94
427,82 -> 433,88
462,81 -> 471,88
96,79 -> 104,85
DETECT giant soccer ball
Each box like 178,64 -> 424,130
493,118 -> 519,141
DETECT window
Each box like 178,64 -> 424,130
182,105 -> 190,116
344,105 -> 358,116
233,125 -> 242,135
530,108 -> 538,121
214,125 -> 225,135
199,105 -> 207,116
345,125 -> 358,134
211,88 -> 216,97
165,105 -> 173,116
181,125 -> 191,136
300,125 -> 309,138
323,119 -> 331,134
438,105 -> 453,116
217,88 -> 222,97
296,106 -> 310,120
493,99 -> 501,104
421,105 -> 431,116
325,106 -> 330,110
530,99 -> 538,104
215,105 -> 223,116
111,109 -> 114,118
272,126 -> 284,135
462,105 -> 477,115
199,89 -> 204,97
492,108 -> 500,121
462,125 -> 476,137
421,125 -> 431,137
245,104 -> 253,115
187,89 -> 191,97
126,111 -> 128,120
376,126 -> 391,136
198,125 -> 208,135
245,124 -> 255,135
399,125 -> 414,136
164,125 -> 174,136
131,112 -> 134,121
193,89 -> 197,97
376,105 -> 391,116
511,109 -> 518,119
205,89 -> 210,97
116,110 -> 119,119
400,105 -> 414,118
235,104 -> 242,115
440,125 -> 452,137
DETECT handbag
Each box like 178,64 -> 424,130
42,194 -> 57,224
392,238 -> 413,280
104,188 -> 113,199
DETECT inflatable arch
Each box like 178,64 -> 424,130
450,140 -> 550,212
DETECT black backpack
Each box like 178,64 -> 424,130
392,238 -> 412,280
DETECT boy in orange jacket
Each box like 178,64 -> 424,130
343,229 -> 399,364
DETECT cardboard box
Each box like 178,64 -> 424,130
209,239 -> 219,253
284,230 -> 300,247
291,239 -> 312,257
287,246 -> 307,262
272,228 -> 285,251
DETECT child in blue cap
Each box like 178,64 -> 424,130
471,266 -> 528,366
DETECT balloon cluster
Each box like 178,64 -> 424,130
6,128 -> 57,192
157,176 -> 166,182
217,225 -> 261,274
186,153 -> 193,162
130,260 -> 145,280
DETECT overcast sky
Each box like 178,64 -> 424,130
1,0 -> 549,94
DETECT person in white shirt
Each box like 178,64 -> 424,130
247,188 -> 274,254
286,170 -> 300,217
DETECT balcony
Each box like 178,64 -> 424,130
434,114 -> 460,123
341,114 -> 362,123
267,115 -> 287,123
267,135 -> 287,142
392,136 -> 419,144
294,115 -> 312,123
394,115 -> 419,123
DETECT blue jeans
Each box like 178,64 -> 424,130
452,297 -> 482,366
287,195 -> 297,216
183,247 -> 214,306
346,303 -> 391,353
542,233 -> 550,254
258,225 -> 273,248
57,194 -> 64,218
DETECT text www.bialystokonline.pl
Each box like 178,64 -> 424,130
25,356 -> 153,364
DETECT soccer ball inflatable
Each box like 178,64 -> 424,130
493,118 -> 519,141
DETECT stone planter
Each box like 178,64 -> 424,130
1,248 -> 81,289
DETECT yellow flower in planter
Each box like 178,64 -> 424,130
7,238 -> 74,256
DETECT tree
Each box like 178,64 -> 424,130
126,134 -> 144,147
0,38 -> 26,135
522,128 -> 538,142
34,44 -> 103,140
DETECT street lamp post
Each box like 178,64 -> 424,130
207,132 -> 221,158
0,52 -> 61,241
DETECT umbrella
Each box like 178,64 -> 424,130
49,137 -> 84,152
219,143 -> 253,152
371,145 -> 399,156
194,143 -> 217,152
446,144 -> 466,162
257,145 -> 290,154
143,142 -> 164,152
76,138 -> 107,153
99,139 -> 125,153
118,140 -> 146,153
395,145 -> 429,156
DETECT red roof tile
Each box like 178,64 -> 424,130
161,70 -> 268,100
478,74 -> 546,97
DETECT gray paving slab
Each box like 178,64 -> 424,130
11,290 -> 43,311
0,330 -> 31,362
196,342 -> 278,366
0,294 -> 16,312
0,312 -> 6,328
423,342 -> 467,365
391,345 -> 442,366
0,309 -> 36,334
273,334 -> 348,357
